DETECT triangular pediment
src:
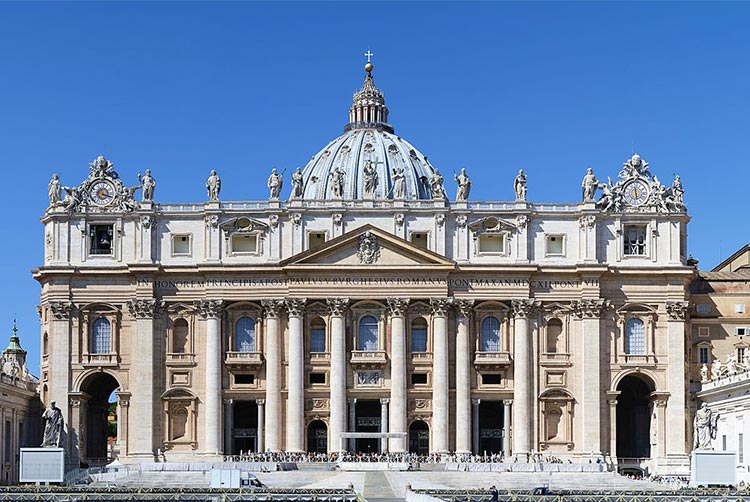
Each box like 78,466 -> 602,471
282,224 -> 455,268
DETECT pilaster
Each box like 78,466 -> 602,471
261,299 -> 285,452
430,297 -> 452,453
196,299 -> 224,456
455,299 -> 474,454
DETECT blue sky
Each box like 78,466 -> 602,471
1,2 -> 749,373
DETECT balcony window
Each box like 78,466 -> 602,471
411,318 -> 428,353
358,316 -> 379,351
173,319 -> 188,353
310,318 -> 326,353
481,316 -> 501,352
546,319 -> 562,353
92,318 -> 111,354
235,317 -> 256,352
625,318 -> 645,355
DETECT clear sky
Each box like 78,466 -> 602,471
1,1 -> 749,374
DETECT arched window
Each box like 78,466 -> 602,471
411,318 -> 428,353
235,317 -> 256,352
546,319 -> 563,353
171,407 -> 188,441
92,318 -> 111,354
481,316 -> 501,352
173,319 -> 188,353
358,316 -> 379,351
310,318 -> 326,353
43,332 -> 48,355
625,318 -> 645,355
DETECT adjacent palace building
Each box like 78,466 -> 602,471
35,61 -> 696,475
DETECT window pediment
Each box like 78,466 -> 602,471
219,216 -> 269,234
467,216 -> 516,234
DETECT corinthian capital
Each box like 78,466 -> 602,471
572,299 -> 610,319
386,298 -> 409,317
48,301 -> 73,320
665,301 -> 690,321
261,299 -> 285,319
511,299 -> 540,318
127,299 -> 161,319
326,298 -> 350,317
430,297 -> 453,317
454,299 -> 475,318
285,298 -> 307,318
194,299 -> 224,319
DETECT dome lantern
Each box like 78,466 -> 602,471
345,53 -> 392,134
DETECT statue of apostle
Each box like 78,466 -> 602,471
291,167 -> 304,199
514,169 -> 527,201
363,160 -> 378,196
48,174 -> 62,206
392,166 -> 406,199
454,167 -> 471,201
693,402 -> 718,450
581,168 -> 599,202
430,169 -> 446,199
206,170 -> 221,201
41,401 -> 64,447
267,168 -> 283,199
138,169 -> 157,202
329,165 -> 345,198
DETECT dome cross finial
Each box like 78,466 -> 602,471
364,50 -> 374,63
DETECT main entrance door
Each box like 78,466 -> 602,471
355,400 -> 380,453
409,420 -> 429,455
478,401 -> 504,454
232,401 -> 259,454
307,420 -> 328,453
616,375 -> 653,460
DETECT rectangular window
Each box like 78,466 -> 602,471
698,327 -> 710,337
482,374 -> 502,385
623,225 -> 647,256
90,224 -> 114,255
478,234 -> 504,254
699,347 -> 709,364
172,234 -> 191,255
234,374 -> 255,385
411,373 -> 428,385
545,234 -> 564,255
410,232 -> 428,249
723,435 -> 727,451
310,328 -> 326,353
309,372 -> 326,385
740,433 -> 744,464
308,232 -> 326,250
231,234 -> 258,254
737,327 -> 748,337
736,304 -> 746,314
411,327 -> 428,353
696,304 -> 712,314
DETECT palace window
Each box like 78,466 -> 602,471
308,232 -> 326,250
91,318 -> 111,354
546,318 -> 563,353
411,318 -> 428,353
480,316 -> 501,352
172,319 -> 188,353
482,373 -> 502,385
545,234 -> 565,256
623,225 -> 647,256
736,327 -> 748,337
478,234 -> 504,254
235,317 -> 256,352
310,318 -> 326,353
358,315 -> 379,351
736,304 -> 746,314
309,372 -> 326,384
410,232 -> 428,249
234,374 -> 255,385
699,346 -> 709,364
625,318 -> 646,355
90,224 -> 114,255
231,234 -> 258,254
411,373 -> 428,385
696,304 -> 712,314
172,234 -> 191,255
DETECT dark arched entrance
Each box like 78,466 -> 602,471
307,420 -> 327,453
79,372 -> 120,465
408,420 -> 429,455
616,375 -> 653,459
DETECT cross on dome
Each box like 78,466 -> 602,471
364,50 -> 374,63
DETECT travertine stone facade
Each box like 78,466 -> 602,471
35,62 -> 694,475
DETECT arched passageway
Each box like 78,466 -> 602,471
408,420 -> 429,455
79,372 -> 120,465
307,420 -> 327,454
616,375 -> 653,459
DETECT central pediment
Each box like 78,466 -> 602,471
281,224 -> 455,269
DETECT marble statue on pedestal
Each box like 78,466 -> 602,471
454,168 -> 471,201
581,168 -> 599,202
267,168 -> 283,199
430,170 -> 446,199
48,175 -> 61,206
41,401 -> 63,447
291,167 -> 303,199
693,402 -> 718,450
138,169 -> 156,202
206,170 -> 221,201
514,169 -> 527,201
700,364 -> 708,383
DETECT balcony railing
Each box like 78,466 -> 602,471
411,352 -> 433,363
350,350 -> 388,367
309,352 -> 330,362
82,353 -> 118,367
540,352 -> 571,366
473,351 -> 512,368
166,353 -> 196,366
225,351 -> 264,367
620,354 -> 657,366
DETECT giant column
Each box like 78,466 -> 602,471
286,298 -> 307,453
262,299 -> 285,452
511,299 -> 537,458
665,301 -> 690,468
431,297 -> 452,454
128,298 -> 160,459
387,297 -> 409,453
502,399 -> 512,458
197,299 -> 223,456
455,299 -> 474,454
256,399 -> 265,453
380,398 -> 389,453
574,299 -> 609,456
327,298 -> 349,453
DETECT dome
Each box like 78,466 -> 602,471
297,62 -> 441,201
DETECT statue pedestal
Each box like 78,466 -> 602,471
690,449 -> 736,487
20,448 -> 65,483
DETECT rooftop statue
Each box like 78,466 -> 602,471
291,167 -> 303,199
514,169 -> 527,201
581,168 -> 599,202
48,174 -> 62,207
206,170 -> 221,201
454,167 -> 471,201
138,169 -> 156,202
267,168 -> 284,200
430,170 -> 446,199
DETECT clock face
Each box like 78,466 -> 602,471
89,181 -> 115,206
623,180 -> 649,207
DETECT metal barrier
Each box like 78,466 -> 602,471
411,490 -> 748,502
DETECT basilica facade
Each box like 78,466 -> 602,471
35,61 -> 693,475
